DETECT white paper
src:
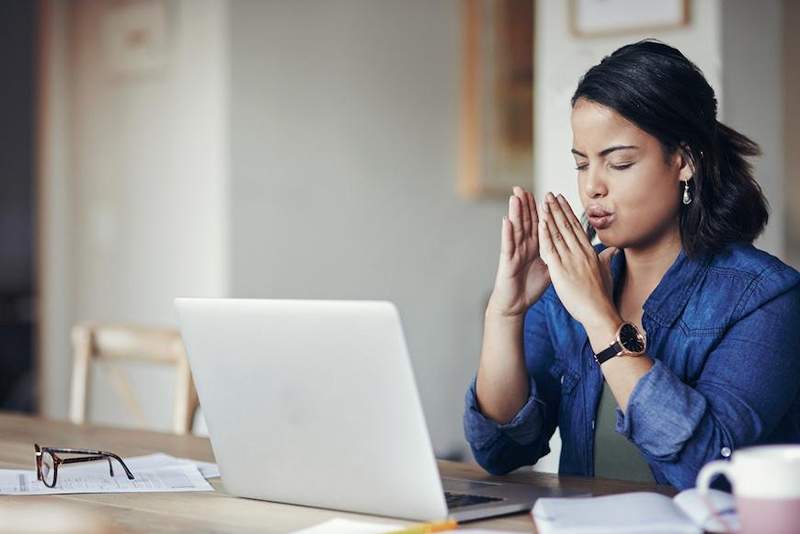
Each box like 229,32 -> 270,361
31,452 -> 219,480
121,452 -> 220,479
292,518 -> 406,534
532,492 -> 701,534
673,488 -> 739,533
292,518 -> 516,534
0,464 -> 213,495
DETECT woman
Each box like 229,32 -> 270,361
463,40 -> 800,490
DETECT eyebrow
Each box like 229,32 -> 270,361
571,145 -> 640,158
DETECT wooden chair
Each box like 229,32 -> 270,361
69,323 -> 199,435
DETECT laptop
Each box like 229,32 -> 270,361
174,298 -> 581,521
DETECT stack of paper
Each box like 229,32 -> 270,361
531,489 -> 738,534
0,452 -> 219,495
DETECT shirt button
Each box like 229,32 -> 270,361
721,447 -> 732,458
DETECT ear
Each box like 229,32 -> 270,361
675,144 -> 695,184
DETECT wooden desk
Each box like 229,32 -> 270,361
0,412 -> 675,533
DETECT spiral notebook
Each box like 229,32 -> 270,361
531,488 -> 738,534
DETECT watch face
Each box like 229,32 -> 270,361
619,323 -> 645,353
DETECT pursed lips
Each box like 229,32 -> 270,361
586,205 -> 614,218
586,205 -> 615,229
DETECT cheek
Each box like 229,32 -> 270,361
614,170 -> 680,225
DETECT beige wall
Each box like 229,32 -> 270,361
40,0 -> 229,429
722,0 -> 785,258
785,0 -> 800,269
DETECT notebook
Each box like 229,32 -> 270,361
531,488 -> 738,534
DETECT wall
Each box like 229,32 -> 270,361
784,0 -> 800,269
721,0 -> 784,257
39,0 -> 76,420
228,0 -> 501,458
40,0 -> 229,428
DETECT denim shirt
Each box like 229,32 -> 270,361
463,242 -> 800,489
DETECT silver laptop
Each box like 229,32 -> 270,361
175,298 -> 580,521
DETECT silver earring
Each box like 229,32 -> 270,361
682,180 -> 692,205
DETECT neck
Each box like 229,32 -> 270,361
622,225 -> 683,291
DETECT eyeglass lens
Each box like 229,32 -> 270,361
41,451 -> 56,487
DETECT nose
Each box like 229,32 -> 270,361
583,167 -> 608,199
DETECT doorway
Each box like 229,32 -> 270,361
0,1 -> 37,412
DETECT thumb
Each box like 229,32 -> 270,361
598,246 -> 619,269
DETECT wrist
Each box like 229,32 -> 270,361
485,293 -> 527,321
584,310 -> 624,354
484,306 -> 525,326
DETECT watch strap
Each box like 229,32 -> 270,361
594,341 -> 622,365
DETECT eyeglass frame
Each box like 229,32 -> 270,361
34,443 -> 135,488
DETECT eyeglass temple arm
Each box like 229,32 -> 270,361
102,452 -> 135,480
44,447 -> 106,455
58,453 -> 135,480
60,455 -> 115,477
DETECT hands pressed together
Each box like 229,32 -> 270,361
489,186 -> 622,331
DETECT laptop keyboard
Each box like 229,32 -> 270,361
444,491 -> 504,509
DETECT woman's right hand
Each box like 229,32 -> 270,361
487,186 -> 551,318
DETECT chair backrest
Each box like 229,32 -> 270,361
69,323 -> 198,435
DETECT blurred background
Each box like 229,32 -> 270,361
2,0 -> 798,472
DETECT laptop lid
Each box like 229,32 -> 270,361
175,298 -> 449,520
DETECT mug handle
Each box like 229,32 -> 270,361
696,460 -> 734,493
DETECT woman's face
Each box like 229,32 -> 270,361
570,97 -> 693,251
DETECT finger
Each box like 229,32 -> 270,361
500,216 -> 515,259
543,195 -> 577,257
508,195 -> 524,245
598,246 -> 619,293
513,186 -> 531,237
598,246 -> 618,268
556,194 -> 595,253
538,203 -> 562,265
527,191 -> 539,228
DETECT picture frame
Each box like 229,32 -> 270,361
458,0 -> 535,200
569,0 -> 690,37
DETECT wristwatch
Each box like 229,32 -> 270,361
594,322 -> 647,365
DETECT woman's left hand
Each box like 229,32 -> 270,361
537,192 -> 621,330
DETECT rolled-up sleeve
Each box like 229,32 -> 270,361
615,268 -> 800,489
464,376 -> 545,449
615,360 -> 707,461
463,287 -> 562,475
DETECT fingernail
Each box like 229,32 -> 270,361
546,192 -> 555,202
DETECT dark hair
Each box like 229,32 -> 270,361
571,39 -> 768,259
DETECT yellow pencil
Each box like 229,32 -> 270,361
386,518 -> 458,534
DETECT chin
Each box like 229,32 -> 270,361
595,229 -> 630,250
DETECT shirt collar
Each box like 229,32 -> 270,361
609,246 -> 711,327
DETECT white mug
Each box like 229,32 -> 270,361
696,444 -> 800,534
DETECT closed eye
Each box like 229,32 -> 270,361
611,162 -> 634,171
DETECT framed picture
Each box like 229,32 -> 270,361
570,0 -> 690,37
458,0 -> 534,199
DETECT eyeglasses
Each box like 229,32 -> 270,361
34,444 -> 135,488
